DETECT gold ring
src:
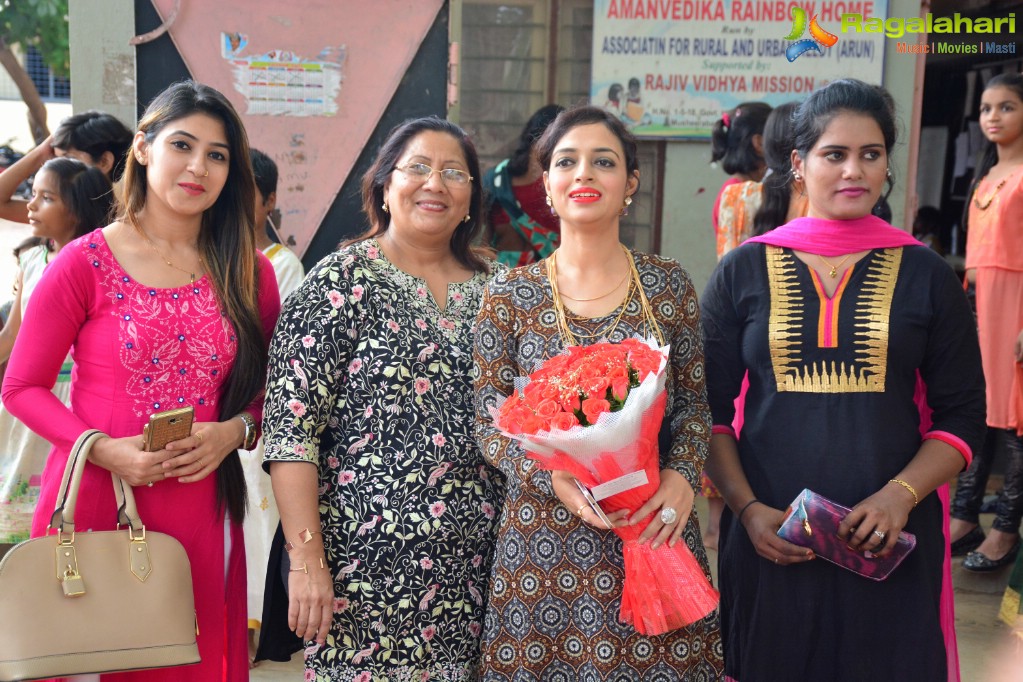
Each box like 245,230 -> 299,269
576,505 -> 587,517
198,459 -> 204,468
195,432 -> 203,443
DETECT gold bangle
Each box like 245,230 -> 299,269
889,478 -> 919,507
288,557 -> 326,574
284,528 -> 323,553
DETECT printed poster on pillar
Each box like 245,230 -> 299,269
591,0 -> 888,139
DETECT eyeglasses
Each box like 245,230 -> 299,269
396,162 -> 472,186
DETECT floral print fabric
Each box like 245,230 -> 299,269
263,239 -> 503,682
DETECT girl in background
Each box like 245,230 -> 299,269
709,101 -> 771,236
951,73 -> 1023,573
0,158 -> 113,547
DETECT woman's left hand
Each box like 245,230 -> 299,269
630,469 -> 695,549
838,484 -> 914,557
161,420 -> 245,483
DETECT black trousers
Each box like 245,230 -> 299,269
951,427 -> 1023,534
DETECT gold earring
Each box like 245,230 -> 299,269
546,194 -> 557,217
463,214 -> 471,223
382,202 -> 389,213
620,196 -> 633,217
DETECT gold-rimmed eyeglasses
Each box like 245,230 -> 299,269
396,162 -> 472,186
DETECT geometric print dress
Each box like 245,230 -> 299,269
473,251 -> 724,681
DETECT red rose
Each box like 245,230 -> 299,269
535,399 -> 560,419
550,411 -> 580,431
581,397 -> 611,423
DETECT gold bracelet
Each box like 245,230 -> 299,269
284,528 -> 323,553
288,557 -> 326,574
889,478 -> 919,507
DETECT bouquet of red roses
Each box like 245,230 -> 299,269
494,337 -> 718,635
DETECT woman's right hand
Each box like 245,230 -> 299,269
550,470 -> 629,530
741,502 -> 815,566
287,552 -> 333,645
88,434 -> 175,486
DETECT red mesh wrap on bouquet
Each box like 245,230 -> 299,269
491,339 -> 719,635
528,391 -> 719,634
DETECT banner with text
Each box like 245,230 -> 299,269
591,0 -> 889,139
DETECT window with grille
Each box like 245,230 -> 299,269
26,46 -> 71,101
459,0 -> 662,253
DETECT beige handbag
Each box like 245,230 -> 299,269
0,430 -> 201,681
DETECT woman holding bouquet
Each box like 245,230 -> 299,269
474,105 -> 723,679
702,79 -> 986,681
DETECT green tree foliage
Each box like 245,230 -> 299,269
0,0 -> 69,75
0,0 -> 69,141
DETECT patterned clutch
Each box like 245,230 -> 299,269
777,488 -> 917,581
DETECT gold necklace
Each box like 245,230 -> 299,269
140,229 -> 204,283
547,245 -> 665,347
817,253 -> 852,278
972,176 -> 1009,210
559,268 -> 630,302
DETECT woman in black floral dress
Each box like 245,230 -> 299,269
263,117 -> 503,682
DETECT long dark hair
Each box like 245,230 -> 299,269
507,105 -> 565,177
535,105 -> 641,190
360,116 -> 489,273
792,79 -> 898,211
963,73 -> 1023,232
753,102 -> 800,235
119,80 -> 264,523
51,111 -> 133,182
710,102 -> 771,175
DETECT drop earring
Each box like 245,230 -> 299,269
546,194 -> 557,217
382,201 -> 389,213
620,196 -> 633,217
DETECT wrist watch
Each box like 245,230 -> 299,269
237,412 -> 257,450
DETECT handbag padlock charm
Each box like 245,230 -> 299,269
55,544 -> 85,597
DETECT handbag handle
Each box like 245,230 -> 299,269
49,429 -> 144,534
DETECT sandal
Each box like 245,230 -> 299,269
962,537 -> 1021,572
950,526 -> 985,556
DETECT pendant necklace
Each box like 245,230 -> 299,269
140,229 -> 204,283
817,253 -> 852,278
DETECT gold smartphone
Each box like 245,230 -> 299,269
142,406 -> 195,452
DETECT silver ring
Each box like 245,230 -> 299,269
660,506 -> 678,525
873,530 -> 887,542
147,482 -> 154,488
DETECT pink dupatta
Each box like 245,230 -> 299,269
745,214 -> 921,254
749,214 -> 961,682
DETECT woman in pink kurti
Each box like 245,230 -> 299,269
2,81 -> 280,681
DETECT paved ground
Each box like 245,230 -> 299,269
252,492 -> 1018,681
